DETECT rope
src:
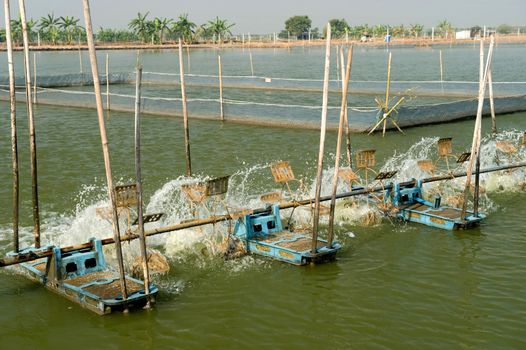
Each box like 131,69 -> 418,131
142,72 -> 526,85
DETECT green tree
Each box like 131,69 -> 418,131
39,13 -> 60,44
409,24 -> 424,38
172,14 -> 196,43
10,17 -> 36,43
470,25 -> 482,38
497,24 -> 512,34
284,15 -> 311,39
392,24 -> 406,37
59,16 -> 81,44
327,18 -> 350,38
206,17 -> 235,42
129,12 -> 150,43
373,24 -> 388,37
153,17 -> 172,44
437,19 -> 452,38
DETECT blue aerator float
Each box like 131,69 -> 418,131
13,238 -> 157,315
233,204 -> 341,265
385,180 -> 486,230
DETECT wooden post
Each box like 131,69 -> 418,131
335,45 -> 340,82
340,45 -> 353,167
82,0 -> 128,300
133,61 -> 151,304
311,23 -> 331,254
488,66 -> 496,136
5,0 -> 19,252
218,54 -> 225,121
33,52 -> 37,103
105,53 -> 110,111
249,50 -> 254,76
461,38 -> 495,219
439,50 -> 444,82
383,52 -> 392,137
78,44 -> 83,74
179,38 -> 192,176
19,0 -> 41,248
186,46 -> 191,74
327,47 -> 353,247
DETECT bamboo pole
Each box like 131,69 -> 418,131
3,161 -> 525,268
105,53 -> 110,111
178,38 -> 192,176
439,50 -> 444,82
186,46 -> 191,74
218,54 -> 225,121
249,50 -> 254,76
32,52 -> 37,103
335,45 -> 340,82
19,0 -> 41,248
383,52 -> 392,137
78,44 -> 83,74
461,38 -> 495,219
340,45 -> 353,167
311,23 -> 332,255
82,0 -> 128,300
5,0 -> 19,252
327,47 -> 353,247
133,60 -> 151,304
488,67 -> 497,136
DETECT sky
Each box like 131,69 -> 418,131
2,0 -> 525,33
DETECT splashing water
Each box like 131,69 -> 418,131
1,131 -> 524,273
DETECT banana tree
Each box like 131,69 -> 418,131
129,12 -> 150,43
206,17 -> 235,43
59,16 -> 81,44
39,13 -> 60,44
172,14 -> 196,44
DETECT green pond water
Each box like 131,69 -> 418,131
0,45 -> 526,349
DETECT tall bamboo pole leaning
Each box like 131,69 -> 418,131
488,64 -> 497,136
460,38 -> 495,219
105,53 -> 110,112
311,23 -> 332,255
218,54 -> 225,121
340,45 -> 354,167
5,0 -> 19,252
178,38 -> 192,176
439,50 -> 444,82
82,0 -> 128,300
133,59 -> 152,306
19,0 -> 41,248
32,52 -> 37,103
383,52 -> 392,137
327,47 -> 353,248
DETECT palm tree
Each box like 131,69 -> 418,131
373,24 -> 388,37
409,24 -> 424,38
155,17 -> 172,44
392,24 -> 406,37
437,20 -> 452,38
129,12 -> 150,43
172,14 -> 196,44
9,19 -> 22,44
206,17 -> 235,43
39,13 -> 60,44
59,16 -> 81,44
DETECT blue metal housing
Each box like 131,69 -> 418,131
234,205 -> 341,265
13,238 -> 157,315
386,180 -> 486,230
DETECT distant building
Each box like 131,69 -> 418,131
455,30 -> 471,40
